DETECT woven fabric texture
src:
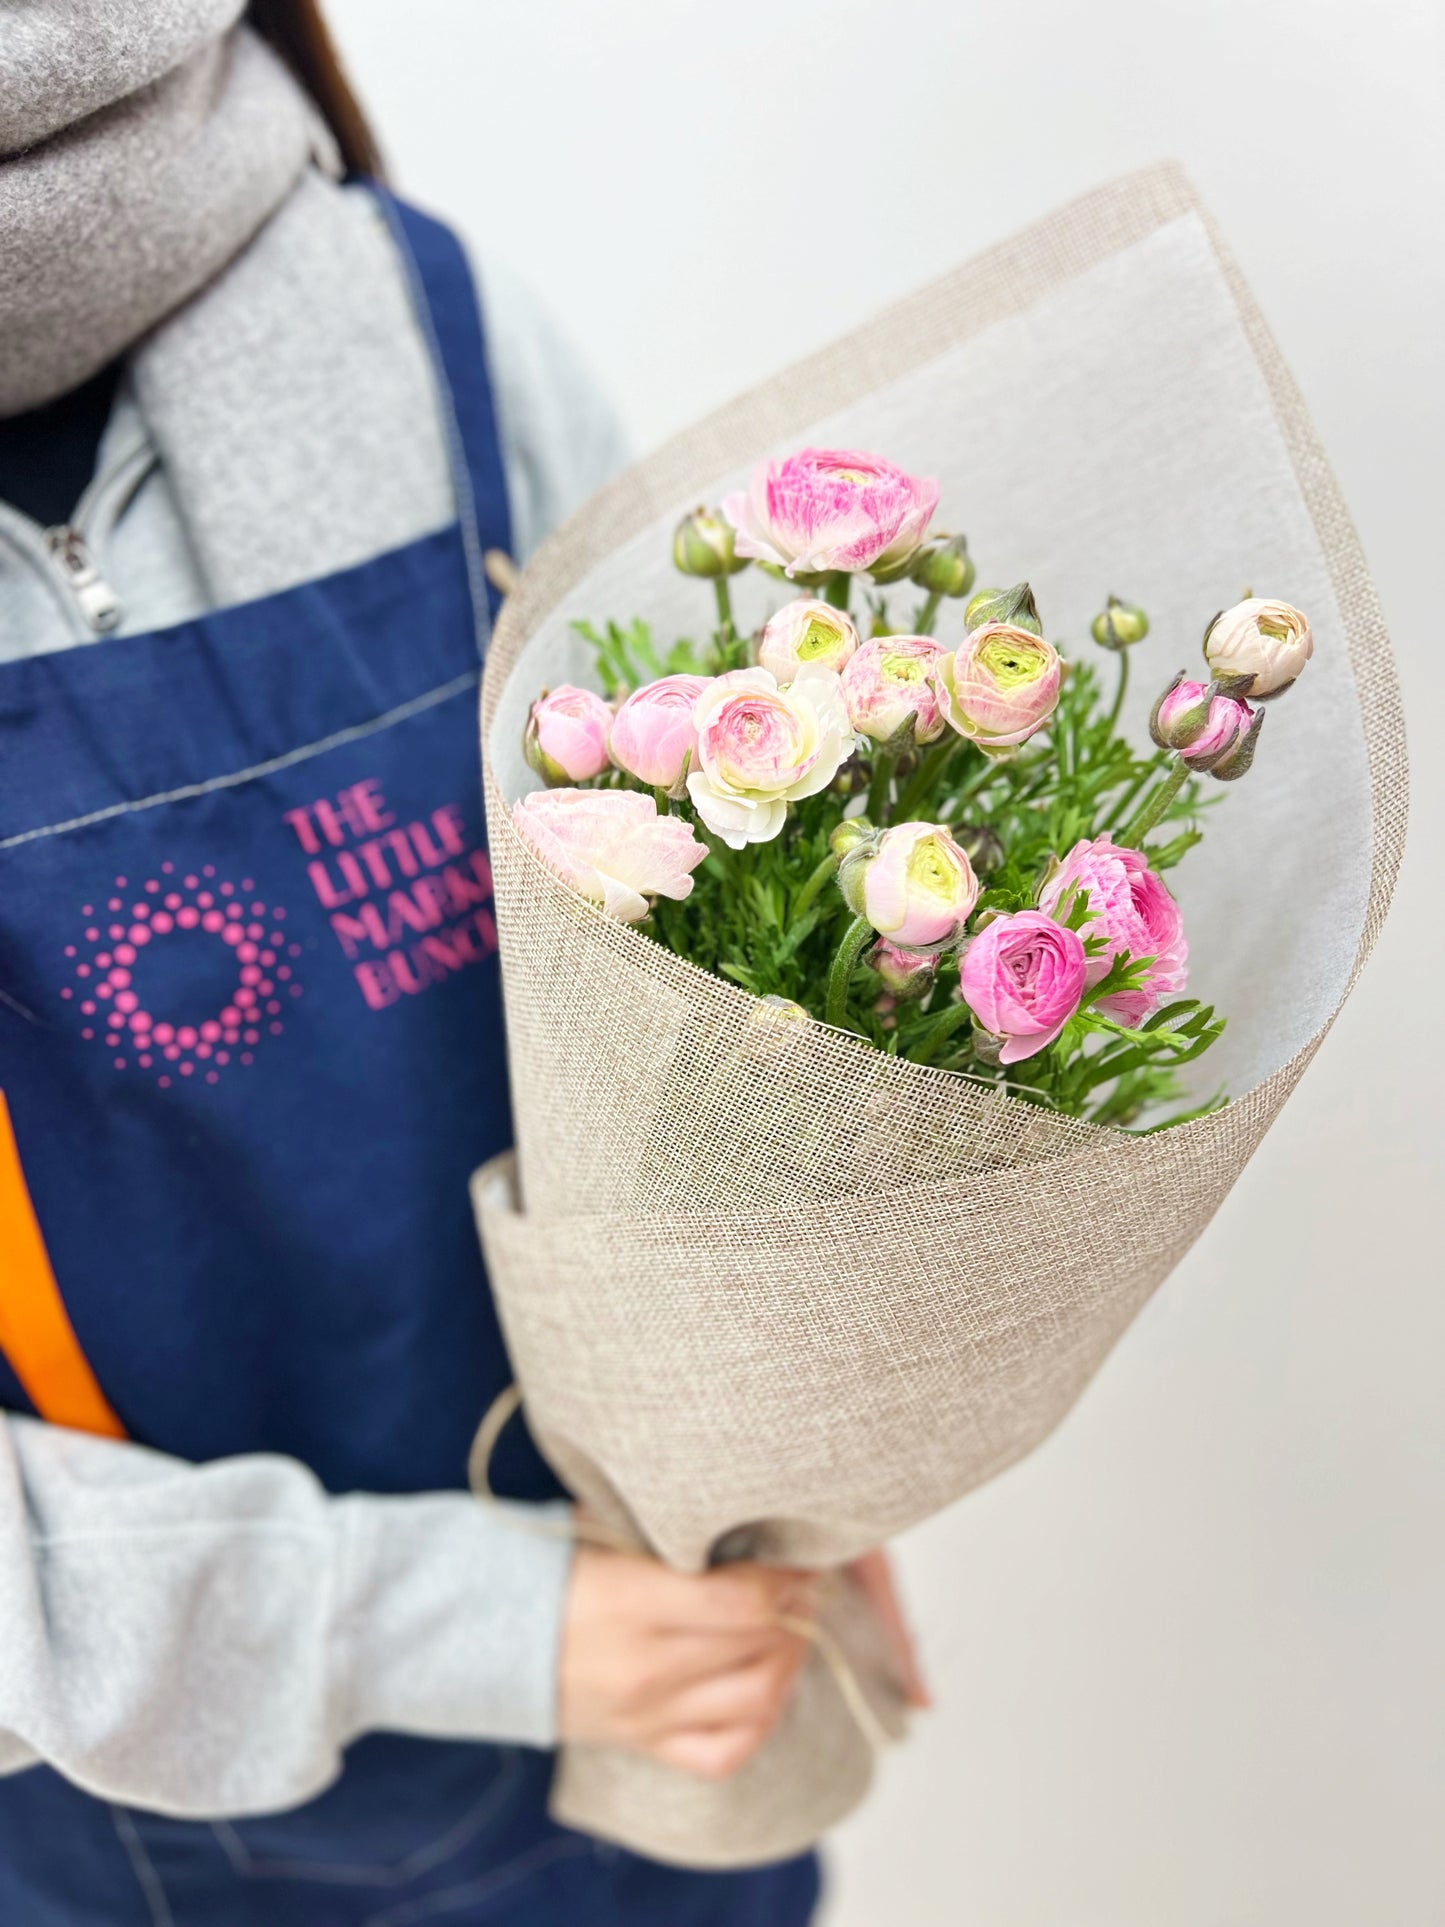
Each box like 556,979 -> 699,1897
471,163 -> 1407,1869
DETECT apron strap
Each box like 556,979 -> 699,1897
0,1092 -> 125,1437
371,188 -> 516,664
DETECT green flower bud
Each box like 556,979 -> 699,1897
1090,594 -> 1150,651
969,1021 -> 1006,1067
836,837 -> 878,918
870,939 -> 938,1001
829,816 -> 876,862
672,508 -> 747,579
963,582 -> 1042,635
909,533 -> 976,600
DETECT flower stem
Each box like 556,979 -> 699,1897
894,736 -> 961,823
1120,756 -> 1190,846
713,577 -> 736,645
1105,648 -> 1130,735
823,572 -> 852,611
792,851 -> 839,922
866,748 -> 897,823
825,915 -> 874,1027
911,998 -> 977,1067
915,589 -> 943,636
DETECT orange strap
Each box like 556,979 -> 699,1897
0,1091 -> 125,1437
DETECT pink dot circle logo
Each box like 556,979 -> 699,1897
61,864 -> 304,1089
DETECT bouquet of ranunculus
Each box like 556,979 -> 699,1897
516,469 -> 1315,1118
470,166 -> 1405,1870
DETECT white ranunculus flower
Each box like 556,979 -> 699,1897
685,664 -> 855,849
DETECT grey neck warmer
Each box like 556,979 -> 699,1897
0,4 -> 334,416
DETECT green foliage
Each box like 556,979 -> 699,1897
572,587 -> 1227,1129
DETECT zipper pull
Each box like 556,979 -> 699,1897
45,526 -> 123,634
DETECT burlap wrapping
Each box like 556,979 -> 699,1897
470,164 -> 1406,1868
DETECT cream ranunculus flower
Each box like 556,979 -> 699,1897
1203,597 -> 1313,699
511,788 -> 707,923
686,665 -> 855,849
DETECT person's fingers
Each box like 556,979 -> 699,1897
848,1548 -> 930,1710
650,1722 -> 774,1782
640,1639 -> 807,1738
604,1630 -> 784,1736
614,1557 -> 819,1635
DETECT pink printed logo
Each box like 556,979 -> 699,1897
282,777 -> 498,1008
61,864 -> 302,1088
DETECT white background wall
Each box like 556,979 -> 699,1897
333,4 -> 1442,1921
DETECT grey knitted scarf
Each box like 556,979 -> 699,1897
0,3 -> 332,415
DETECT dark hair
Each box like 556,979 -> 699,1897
246,0 -> 384,180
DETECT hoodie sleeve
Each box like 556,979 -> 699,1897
0,1414 -> 572,1816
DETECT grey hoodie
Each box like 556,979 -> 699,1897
0,174 -> 627,1815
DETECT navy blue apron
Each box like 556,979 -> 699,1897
0,192 -> 820,1927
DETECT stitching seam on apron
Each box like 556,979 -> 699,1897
361,1835 -> 593,1927
209,1750 -> 522,1886
0,670 -> 479,851
373,191 -> 493,666
110,1807 -> 177,1927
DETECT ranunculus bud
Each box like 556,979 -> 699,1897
1202,597 -> 1312,699
1090,594 -> 1149,651
1206,704 -> 1265,782
938,624 -> 1062,755
686,664 -> 855,848
829,815 -> 875,860
722,447 -> 939,578
512,788 -> 707,922
608,674 -> 711,792
524,684 -> 614,785
954,823 -> 1005,875
743,994 -> 812,1060
870,938 -> 938,1000
909,533 -> 976,600
673,507 -> 747,579
839,820 -> 980,954
963,582 -> 1042,636
840,635 -> 947,746
958,910 -> 1088,1063
1149,675 -> 1256,772
757,598 -> 860,682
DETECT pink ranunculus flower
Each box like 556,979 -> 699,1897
512,788 -> 706,924
1038,836 -> 1188,1026
757,598 -> 861,683
1203,596 -> 1312,700
608,674 -> 711,792
959,910 -> 1088,1063
938,623 -> 1062,755
840,635 -> 947,745
687,664 -> 855,849
840,820 -> 980,953
721,447 -> 940,578
524,684 -> 613,785
1149,675 -> 1255,771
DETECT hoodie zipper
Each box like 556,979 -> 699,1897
0,422 -> 156,643
43,526 -> 123,633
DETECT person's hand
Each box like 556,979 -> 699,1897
558,1544 -> 818,1781
847,1548 -> 931,1710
